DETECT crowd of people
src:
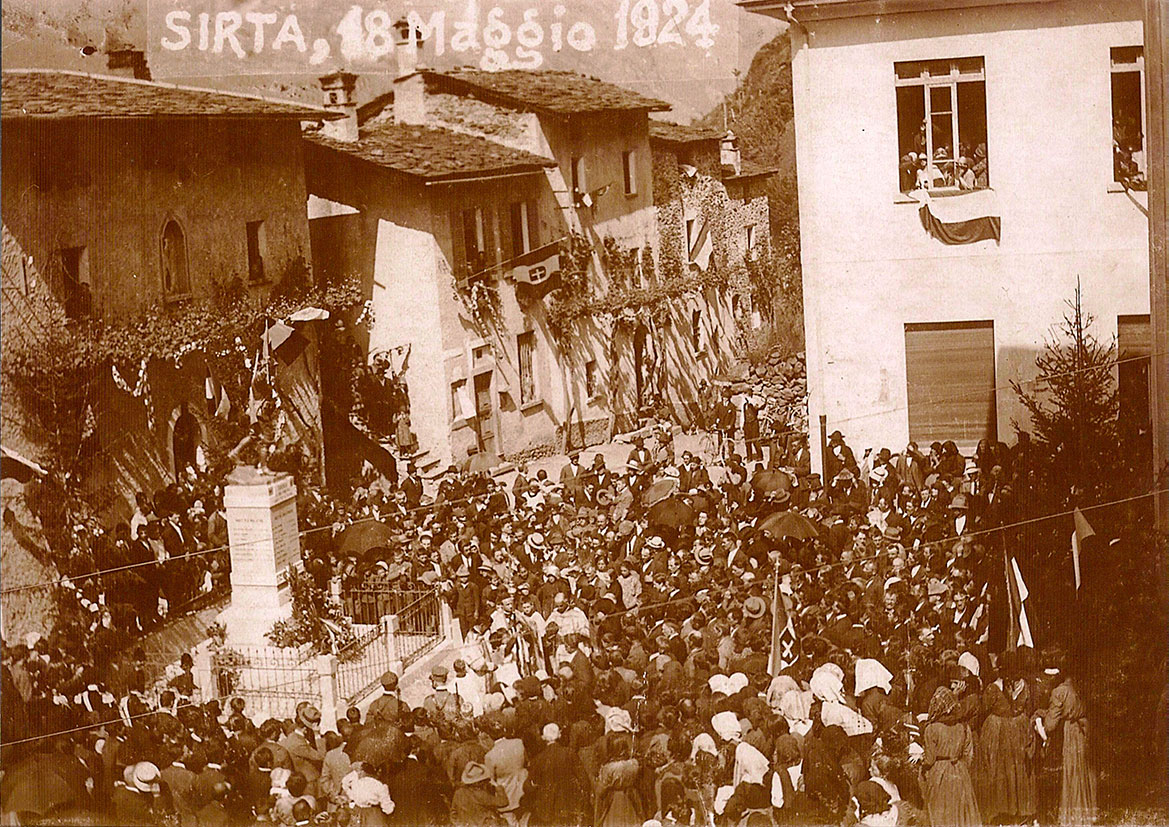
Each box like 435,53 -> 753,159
2,420 -> 1100,826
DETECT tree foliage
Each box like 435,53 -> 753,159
1011,285 -> 1122,506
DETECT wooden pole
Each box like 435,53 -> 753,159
819,413 -> 829,481
1145,0 -> 1169,530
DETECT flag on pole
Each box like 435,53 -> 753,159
204,363 -> 231,419
769,576 -> 799,675
1005,553 -> 1034,650
247,318 -> 273,423
1071,507 -> 1096,590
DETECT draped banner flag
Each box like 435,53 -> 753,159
513,245 -> 562,304
914,189 -> 1001,245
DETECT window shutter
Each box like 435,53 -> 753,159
450,209 -> 467,280
527,201 -> 540,250
507,203 -> 523,260
482,206 -> 498,269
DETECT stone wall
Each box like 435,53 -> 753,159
2,118 -> 313,320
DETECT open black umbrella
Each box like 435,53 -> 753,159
751,470 -> 793,495
642,478 -> 678,507
336,521 -> 396,557
647,497 -> 696,529
756,509 -> 821,541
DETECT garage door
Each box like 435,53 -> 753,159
905,320 -> 997,450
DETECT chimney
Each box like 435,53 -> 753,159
720,131 -> 741,177
393,18 -> 425,78
106,48 -> 150,80
319,71 -> 359,143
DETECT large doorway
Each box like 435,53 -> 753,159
473,372 -> 495,456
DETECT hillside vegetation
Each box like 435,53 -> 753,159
700,31 -> 802,352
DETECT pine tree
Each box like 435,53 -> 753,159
1011,283 -> 1122,506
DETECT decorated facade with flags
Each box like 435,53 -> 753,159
306,65 -> 775,471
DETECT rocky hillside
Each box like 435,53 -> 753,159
699,31 -> 799,288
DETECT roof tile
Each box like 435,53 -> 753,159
1,69 -> 339,120
426,69 -> 671,114
306,122 -> 556,181
649,120 -> 724,145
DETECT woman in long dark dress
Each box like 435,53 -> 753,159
1040,673 -> 1097,825
593,733 -> 644,827
922,687 -> 982,827
976,668 -> 1037,823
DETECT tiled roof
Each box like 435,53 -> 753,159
649,120 -> 724,145
725,162 -> 780,181
425,69 -> 671,115
305,123 -> 556,182
1,69 -> 341,120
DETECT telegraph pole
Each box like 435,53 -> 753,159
1145,0 -> 1169,531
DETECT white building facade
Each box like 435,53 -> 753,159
745,0 -> 1151,470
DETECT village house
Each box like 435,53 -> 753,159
1,63 -> 340,506
743,0 -> 1152,470
306,32 -> 775,472
648,120 -> 776,347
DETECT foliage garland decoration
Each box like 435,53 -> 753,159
544,232 -> 728,346
266,567 -> 357,657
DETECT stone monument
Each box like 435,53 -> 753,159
218,466 -> 301,645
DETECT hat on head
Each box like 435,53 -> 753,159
380,671 -> 399,690
743,596 -> 767,619
542,722 -> 561,743
461,762 -> 491,785
949,494 -> 968,511
694,547 -> 714,566
130,762 -> 162,794
927,579 -> 948,597
646,535 -> 666,550
297,705 -> 321,728
431,665 -> 449,682
882,526 -> 903,541
771,488 -> 791,506
958,651 -> 980,678
526,533 -> 546,551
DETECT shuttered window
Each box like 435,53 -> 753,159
905,320 -> 996,450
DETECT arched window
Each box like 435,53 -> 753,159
161,219 -> 190,296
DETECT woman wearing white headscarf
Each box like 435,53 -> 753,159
722,741 -> 773,827
778,687 -> 815,739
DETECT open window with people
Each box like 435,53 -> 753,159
896,57 -> 989,194
1111,46 -> 1146,191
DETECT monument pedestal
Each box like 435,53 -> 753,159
218,467 -> 301,646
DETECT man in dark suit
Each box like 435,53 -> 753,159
399,461 -> 423,509
559,451 -> 584,505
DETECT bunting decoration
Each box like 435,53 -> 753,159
111,358 -> 155,430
